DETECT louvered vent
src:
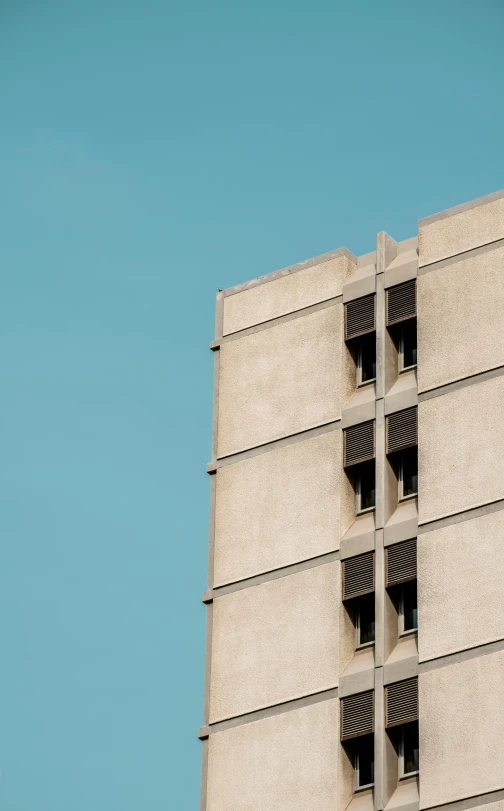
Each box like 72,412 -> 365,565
344,421 -> 375,467
386,408 -> 417,454
386,539 -> 417,587
386,678 -> 418,728
345,295 -> 376,340
386,280 -> 416,326
341,690 -> 374,740
343,552 -> 375,600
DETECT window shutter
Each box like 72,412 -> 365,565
341,690 -> 374,740
386,280 -> 416,326
385,678 -> 418,728
344,421 -> 375,467
345,295 -> 376,340
386,539 -> 417,587
343,552 -> 375,600
386,407 -> 417,454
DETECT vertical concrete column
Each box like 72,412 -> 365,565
376,232 -> 397,402
374,664 -> 385,811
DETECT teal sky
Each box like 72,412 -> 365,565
0,2 -> 503,809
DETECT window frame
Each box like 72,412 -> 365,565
356,465 -> 376,515
356,335 -> 377,387
398,452 -> 418,503
398,581 -> 418,637
355,736 -> 375,790
398,322 -> 418,373
355,594 -> 376,650
398,723 -> 420,778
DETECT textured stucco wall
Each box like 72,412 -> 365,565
214,431 -> 342,586
206,700 -> 339,811
418,376 -> 504,524
419,193 -> 504,266
419,650 -> 504,807
209,562 -> 340,722
418,508 -> 504,661
418,244 -> 504,391
223,253 -> 355,335
217,304 -> 342,457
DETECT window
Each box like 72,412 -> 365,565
399,722 -> 419,777
399,580 -> 418,634
399,320 -> 417,371
398,448 -> 418,500
357,334 -> 376,385
355,593 -> 375,647
355,734 -> 375,788
356,461 -> 375,514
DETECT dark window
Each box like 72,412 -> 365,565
401,722 -> 419,775
401,581 -> 418,633
356,593 -> 375,647
400,448 -> 418,499
400,320 -> 417,370
357,461 -> 375,513
358,334 -> 376,384
356,734 -> 375,787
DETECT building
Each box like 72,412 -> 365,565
198,189 -> 504,811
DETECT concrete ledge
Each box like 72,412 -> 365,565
339,661 -> 375,697
343,271 -> 376,303
418,363 -> 504,401
419,637 -> 504,672
384,652 -> 418,685
206,417 -> 342,471
198,686 -> 339,738
419,188 -> 504,228
210,549 -> 341,598
341,398 -> 377,429
221,247 -> 357,298
210,294 -> 342,349
418,498 -> 504,535
422,787 -> 504,811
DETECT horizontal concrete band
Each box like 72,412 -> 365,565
422,786 -> 504,811
198,686 -> 339,739
418,235 -> 504,275
205,549 -> 341,602
419,637 -> 504,673
222,247 -> 356,298
419,497 -> 504,534
418,363 -> 504,402
210,294 -> 342,349
207,417 -> 342,471
419,187 -> 504,229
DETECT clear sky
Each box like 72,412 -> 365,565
0,1 -> 502,809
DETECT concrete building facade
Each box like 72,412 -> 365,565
199,189 -> 504,811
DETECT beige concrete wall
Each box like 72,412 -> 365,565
418,244 -> 504,391
419,193 -> 504,266
217,304 -> 342,457
418,508 -> 504,661
223,253 -> 355,335
206,699 -> 340,811
418,376 -> 504,524
214,431 -> 342,586
419,649 -> 504,807
209,562 -> 340,722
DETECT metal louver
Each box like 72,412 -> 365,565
386,678 -> 418,728
386,280 -> 416,326
345,295 -> 376,340
341,690 -> 374,740
344,421 -> 375,467
386,408 -> 417,454
343,552 -> 375,600
386,539 -> 417,587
